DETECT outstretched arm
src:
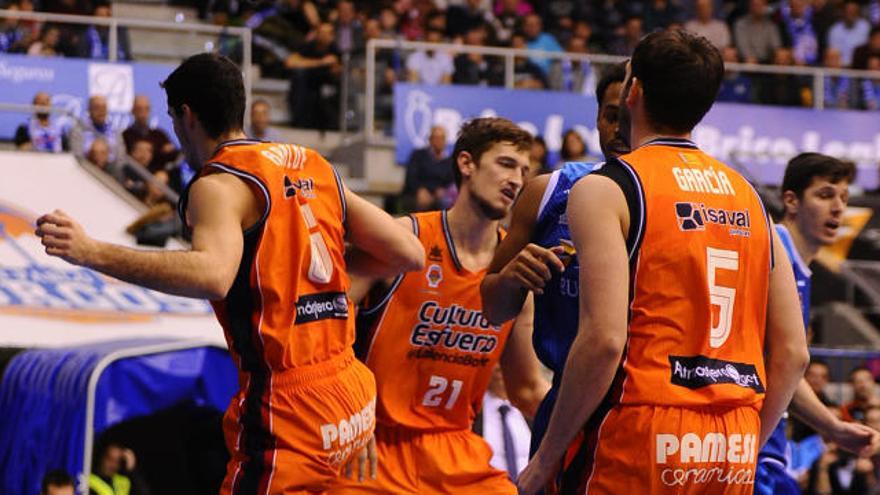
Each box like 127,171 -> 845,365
760,227 -> 810,446
36,172 -> 254,300
516,175 -> 630,495
344,185 -> 425,280
499,293 -> 550,420
482,174 -> 564,325
790,378 -> 880,455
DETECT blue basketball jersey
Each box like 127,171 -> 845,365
758,224 -> 812,466
531,161 -> 598,374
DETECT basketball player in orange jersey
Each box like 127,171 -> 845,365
35,53 -> 426,494
328,117 -> 550,495
516,31 -> 809,494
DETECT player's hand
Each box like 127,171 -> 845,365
35,210 -> 99,266
830,420 -> 880,457
344,434 -> 377,482
499,244 -> 566,295
516,453 -> 555,495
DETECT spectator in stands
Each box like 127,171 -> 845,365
41,469 -> 75,495
27,24 -> 60,57
14,91 -> 65,153
406,28 -> 454,85
811,441 -> 878,495
89,440 -> 150,495
125,170 -> 179,247
792,360 -> 837,441
286,21 -> 341,129
446,0 -> 493,39
0,2 -> 34,53
717,46 -> 753,103
251,0 -> 320,78
71,95 -> 125,166
491,0 -> 526,45
120,138 -> 154,199
823,47 -> 856,109
779,0 -> 819,66
762,47 -> 811,106
852,26 -> 880,70
860,55 -> 880,110
828,0 -> 870,67
734,0 -> 782,64
609,15 -> 644,57
401,124 -> 453,212
509,32 -> 547,89
480,365 -> 531,479
333,0 -> 363,55
593,0 -> 628,49
642,0 -> 684,33
86,137 -> 121,180
246,98 -> 282,141
453,23 -> 502,86
522,13 -> 562,75
79,2 -> 131,61
550,35 -> 594,94
843,367 -> 880,422
378,6 -> 400,38
123,95 -> 178,172
555,129 -> 591,168
527,135 -> 549,179
684,0 -> 731,51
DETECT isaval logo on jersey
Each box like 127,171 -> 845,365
295,291 -> 348,323
674,202 -> 751,237
284,175 -> 316,199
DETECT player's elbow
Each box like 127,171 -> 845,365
202,271 -> 236,301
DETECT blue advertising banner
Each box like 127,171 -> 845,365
0,54 -> 175,143
394,83 -> 880,190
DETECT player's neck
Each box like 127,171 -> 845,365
781,218 -> 819,265
446,198 -> 499,257
631,119 -> 691,149
200,129 -> 249,163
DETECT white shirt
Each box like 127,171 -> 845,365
482,393 -> 531,477
406,50 -> 454,85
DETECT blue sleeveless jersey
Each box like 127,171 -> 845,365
759,224 -> 812,465
529,162 -> 597,459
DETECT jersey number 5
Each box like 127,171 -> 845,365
707,247 -> 739,348
422,375 -> 463,410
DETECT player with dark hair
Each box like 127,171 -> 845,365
481,62 -> 629,473
755,152 -> 877,494
36,52 -> 426,494
41,470 -> 75,495
329,117 -> 549,494
515,30 -> 808,494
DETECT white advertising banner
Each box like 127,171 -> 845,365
0,151 -> 224,347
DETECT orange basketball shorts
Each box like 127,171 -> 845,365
220,349 -> 376,495
327,424 -> 516,494
552,404 -> 760,495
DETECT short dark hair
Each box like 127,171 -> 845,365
161,53 -> 245,139
41,469 -> 74,494
451,117 -> 532,187
596,62 -> 627,107
849,365 -> 874,381
781,152 -> 856,199
630,30 -> 723,134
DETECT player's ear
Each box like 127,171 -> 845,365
781,190 -> 799,217
457,150 -> 476,182
626,77 -> 642,108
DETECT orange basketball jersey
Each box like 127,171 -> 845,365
180,139 -> 355,372
356,210 -> 515,431
615,139 -> 773,410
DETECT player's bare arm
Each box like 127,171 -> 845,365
760,227 -> 810,446
344,186 -> 425,281
347,215 -> 418,305
482,174 -> 564,325
36,172 -> 255,300
790,377 -> 880,455
516,174 -> 629,495
499,293 -> 550,420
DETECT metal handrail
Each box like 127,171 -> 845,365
363,38 -> 880,140
0,8 -> 253,118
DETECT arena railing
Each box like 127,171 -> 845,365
0,8 -> 253,109
362,38 -> 880,143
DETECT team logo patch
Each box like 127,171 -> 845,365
284,175 -> 315,199
294,292 -> 348,323
426,264 -> 443,288
669,355 -> 764,393
675,202 -> 751,236
675,202 -> 705,231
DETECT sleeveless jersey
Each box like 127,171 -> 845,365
615,139 -> 774,410
760,224 -> 813,464
356,210 -> 515,431
179,139 -> 354,373
532,161 -> 598,374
